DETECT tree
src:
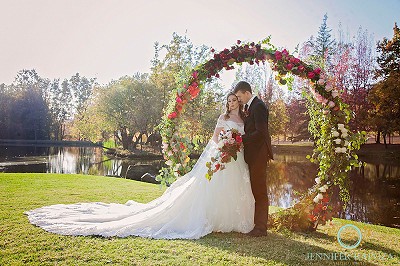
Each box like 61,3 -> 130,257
151,33 -> 224,145
376,22 -> 400,79
368,73 -> 400,146
306,13 -> 336,68
269,98 -> 289,141
370,22 -> 400,144
95,74 -> 163,150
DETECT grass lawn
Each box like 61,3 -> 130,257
0,173 -> 399,265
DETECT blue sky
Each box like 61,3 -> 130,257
0,0 -> 399,86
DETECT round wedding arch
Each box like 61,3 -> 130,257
157,37 -> 365,231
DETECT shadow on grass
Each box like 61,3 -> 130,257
192,231 -> 378,265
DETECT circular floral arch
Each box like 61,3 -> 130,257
158,37 -> 366,231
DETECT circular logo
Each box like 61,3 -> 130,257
337,224 -> 362,249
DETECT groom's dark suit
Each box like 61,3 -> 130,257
242,96 -> 273,231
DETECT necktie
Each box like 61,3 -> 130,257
244,104 -> 248,112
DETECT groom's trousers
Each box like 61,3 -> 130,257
248,154 -> 269,231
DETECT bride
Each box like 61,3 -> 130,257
25,93 -> 255,239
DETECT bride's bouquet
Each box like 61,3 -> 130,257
206,128 -> 243,180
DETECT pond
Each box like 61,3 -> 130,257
0,145 -> 399,229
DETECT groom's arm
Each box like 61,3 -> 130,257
242,103 -> 269,143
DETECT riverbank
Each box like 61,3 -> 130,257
0,139 -> 102,147
1,173 -> 399,265
105,142 -> 400,164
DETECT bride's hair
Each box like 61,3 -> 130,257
224,93 -> 245,120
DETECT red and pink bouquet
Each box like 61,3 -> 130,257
206,129 -> 243,180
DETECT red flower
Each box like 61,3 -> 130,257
215,163 -> 221,170
237,40 -> 241,45
176,97 -> 183,104
176,104 -> 182,112
180,142 -> 185,150
274,51 -> 282,60
168,112 -> 177,119
282,49 -> 289,57
215,73 -> 220,78
192,71 -> 198,79
235,135 -> 242,143
314,68 -> 321,75
307,72 -> 315,79
286,63 -> 293,70
211,48 -> 215,53
298,65 -> 305,72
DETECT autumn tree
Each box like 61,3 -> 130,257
369,23 -> 400,145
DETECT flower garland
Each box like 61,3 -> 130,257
157,37 -> 366,230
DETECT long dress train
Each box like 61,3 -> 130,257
25,120 -> 255,239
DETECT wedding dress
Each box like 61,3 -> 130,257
25,119 -> 255,239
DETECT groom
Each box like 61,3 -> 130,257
234,81 -> 273,237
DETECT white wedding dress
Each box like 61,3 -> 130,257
25,119 -> 255,239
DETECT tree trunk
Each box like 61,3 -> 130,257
376,131 -> 381,144
120,128 -> 132,150
383,132 -> 387,149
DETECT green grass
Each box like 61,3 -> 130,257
0,173 -> 399,265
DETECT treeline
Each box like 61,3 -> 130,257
0,71 -> 95,140
1,18 -> 399,149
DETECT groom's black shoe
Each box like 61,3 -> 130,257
246,228 -> 267,237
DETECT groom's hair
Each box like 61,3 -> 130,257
233,81 -> 252,94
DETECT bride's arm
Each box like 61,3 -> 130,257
212,115 -> 225,144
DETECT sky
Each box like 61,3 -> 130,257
0,0 -> 399,87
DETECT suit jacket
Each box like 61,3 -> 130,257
242,96 -> 273,164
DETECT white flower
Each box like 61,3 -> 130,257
323,109 -> 330,115
332,131 -> 340,137
334,138 -> 342,145
341,147 -> 347,153
167,150 -> 173,156
315,177 -> 321,184
313,196 -> 320,203
173,163 -> 181,172
337,124 -> 345,130
335,147 -> 343,153
165,160 -> 173,166
319,184 -> 329,193
331,90 -> 339,98
344,140 -> 349,146
341,132 -> 348,138
317,193 -> 324,200
318,78 -> 325,85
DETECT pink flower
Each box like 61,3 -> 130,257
286,63 -> 293,70
298,65 -> 305,72
176,97 -> 183,103
274,51 -> 282,60
282,49 -> 289,57
192,71 -> 198,79
211,48 -> 215,53
168,112 -> 177,119
328,101 -> 335,108
215,73 -> 220,78
307,72 -> 316,79
318,79 -> 325,85
237,40 -> 241,45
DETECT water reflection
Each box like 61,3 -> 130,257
0,145 -> 399,228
